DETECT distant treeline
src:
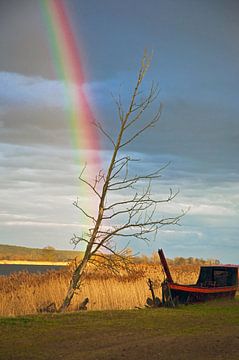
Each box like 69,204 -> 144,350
133,252 -> 220,265
0,244 -> 83,262
0,245 -> 220,265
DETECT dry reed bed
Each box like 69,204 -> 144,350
0,264 -> 200,317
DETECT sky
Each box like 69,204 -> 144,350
0,0 -> 239,263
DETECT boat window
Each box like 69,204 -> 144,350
213,270 -> 228,286
197,267 -> 238,287
197,267 -> 213,286
213,269 -> 237,286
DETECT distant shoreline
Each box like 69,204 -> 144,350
0,260 -> 69,266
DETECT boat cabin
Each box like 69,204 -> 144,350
196,265 -> 238,288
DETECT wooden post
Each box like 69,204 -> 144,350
147,278 -> 156,302
158,249 -> 174,283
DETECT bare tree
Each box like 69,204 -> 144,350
59,53 -> 184,312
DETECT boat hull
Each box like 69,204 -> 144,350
165,283 -> 237,304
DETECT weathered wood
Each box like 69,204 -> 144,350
146,278 -> 162,308
38,302 -> 57,313
78,297 -> 89,310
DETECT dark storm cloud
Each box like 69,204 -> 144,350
0,103 -> 71,146
0,0 -> 53,77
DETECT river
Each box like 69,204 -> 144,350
0,264 -> 66,276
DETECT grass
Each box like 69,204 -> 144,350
0,244 -> 83,262
0,298 -> 238,360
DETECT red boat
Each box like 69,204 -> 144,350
158,249 -> 238,305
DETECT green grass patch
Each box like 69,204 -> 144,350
0,298 -> 238,360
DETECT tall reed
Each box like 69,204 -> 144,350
0,264 -> 199,317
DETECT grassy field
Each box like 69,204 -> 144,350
0,244 -> 83,262
0,298 -> 238,360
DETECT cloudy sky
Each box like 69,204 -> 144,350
1,0 -> 239,263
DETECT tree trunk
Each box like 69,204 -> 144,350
58,283 -> 75,312
58,255 -> 89,312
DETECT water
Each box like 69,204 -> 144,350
0,264 -> 65,276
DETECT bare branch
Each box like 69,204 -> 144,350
79,165 -> 101,199
73,199 -> 97,223
93,211 -> 185,248
108,165 -> 169,190
125,83 -> 161,130
109,156 -> 130,181
120,106 -> 161,148
94,120 -> 116,147
111,92 -> 125,123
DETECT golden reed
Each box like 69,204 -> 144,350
0,264 -> 200,317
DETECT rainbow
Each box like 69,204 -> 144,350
40,0 -> 101,172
